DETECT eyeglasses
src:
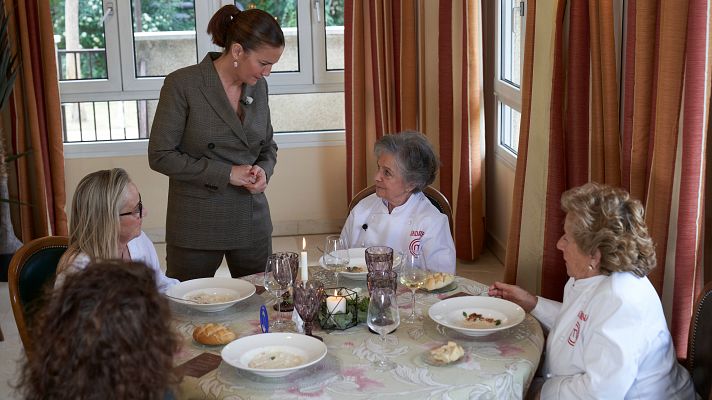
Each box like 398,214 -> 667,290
119,194 -> 143,219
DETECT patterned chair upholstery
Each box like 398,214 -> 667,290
9,236 -> 69,355
687,281 -> 712,400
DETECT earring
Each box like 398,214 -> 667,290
233,60 -> 239,68
588,264 -> 593,270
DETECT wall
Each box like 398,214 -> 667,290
64,144 -> 348,242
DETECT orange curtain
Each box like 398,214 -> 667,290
7,0 -> 67,239
505,0 -> 708,359
345,0 -> 484,260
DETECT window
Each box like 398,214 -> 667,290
51,0 -> 345,151
494,0 -> 524,159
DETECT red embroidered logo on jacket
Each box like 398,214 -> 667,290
567,311 -> 589,347
409,230 -> 424,255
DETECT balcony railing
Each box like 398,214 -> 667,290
57,48 -> 107,80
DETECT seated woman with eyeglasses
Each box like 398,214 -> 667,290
56,168 -> 178,293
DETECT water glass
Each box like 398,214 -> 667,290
264,254 -> 293,332
366,270 -> 398,295
276,252 -> 299,311
324,235 -> 349,287
365,246 -> 393,272
367,287 -> 400,370
293,281 -> 324,341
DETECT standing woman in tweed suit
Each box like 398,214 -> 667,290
148,5 -> 283,280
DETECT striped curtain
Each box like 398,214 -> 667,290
6,0 -> 67,239
505,0 -> 709,358
345,0 -> 485,260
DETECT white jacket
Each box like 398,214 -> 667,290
55,231 -> 179,293
340,192 -> 456,273
532,272 -> 695,399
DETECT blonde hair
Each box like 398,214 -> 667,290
561,182 -> 656,277
58,168 -> 131,274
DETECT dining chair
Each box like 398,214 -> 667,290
348,184 -> 454,235
8,235 -> 69,355
686,281 -> 712,400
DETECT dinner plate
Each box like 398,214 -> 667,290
319,248 -> 404,280
319,248 -> 368,280
221,333 -> 328,378
166,277 -> 256,312
427,296 -> 525,337
422,281 -> 458,294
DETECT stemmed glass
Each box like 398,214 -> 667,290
399,251 -> 427,323
367,287 -> 400,370
293,281 -> 324,341
264,254 -> 293,332
324,235 -> 349,287
277,252 -> 299,312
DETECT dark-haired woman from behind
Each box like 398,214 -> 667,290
17,261 -> 179,400
149,5 -> 284,281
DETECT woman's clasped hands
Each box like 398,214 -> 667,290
230,164 -> 267,193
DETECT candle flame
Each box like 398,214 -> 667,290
302,237 -> 306,250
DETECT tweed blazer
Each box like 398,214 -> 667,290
148,53 -> 277,249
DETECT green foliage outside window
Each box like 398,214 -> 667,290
49,0 -> 345,79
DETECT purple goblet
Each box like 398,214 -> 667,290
294,281 -> 324,341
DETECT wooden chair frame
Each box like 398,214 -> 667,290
687,280 -> 712,400
9,235 -> 69,353
348,185 -> 454,235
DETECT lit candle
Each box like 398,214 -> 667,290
300,237 -> 309,281
326,290 -> 346,314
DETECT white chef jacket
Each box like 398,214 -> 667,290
340,192 -> 456,273
55,231 -> 179,293
531,272 -> 696,400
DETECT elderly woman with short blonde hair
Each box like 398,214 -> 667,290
489,182 -> 694,399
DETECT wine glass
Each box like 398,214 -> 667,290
323,235 -> 349,287
293,281 -> 324,341
399,251 -> 427,323
264,254 -> 293,332
367,287 -> 400,370
277,252 -> 299,312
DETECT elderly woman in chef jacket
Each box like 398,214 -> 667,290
489,182 -> 695,399
340,131 -> 455,273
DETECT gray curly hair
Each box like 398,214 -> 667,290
374,131 -> 440,192
561,182 -> 656,277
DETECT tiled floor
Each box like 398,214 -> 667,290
0,234 -> 503,399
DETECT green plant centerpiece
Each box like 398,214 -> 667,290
0,0 -> 22,281
318,287 -> 359,330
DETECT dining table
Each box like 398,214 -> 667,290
170,270 -> 545,400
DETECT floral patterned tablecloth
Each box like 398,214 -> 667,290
171,273 -> 544,400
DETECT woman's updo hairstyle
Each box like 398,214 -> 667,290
207,5 -> 284,53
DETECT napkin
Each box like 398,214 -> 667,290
175,352 -> 222,378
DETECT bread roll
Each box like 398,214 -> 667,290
430,341 -> 465,364
192,323 -> 236,345
423,272 -> 455,291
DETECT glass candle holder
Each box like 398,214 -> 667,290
318,287 -> 358,330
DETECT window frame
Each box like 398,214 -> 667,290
57,0 -> 345,153
494,0 -> 525,168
